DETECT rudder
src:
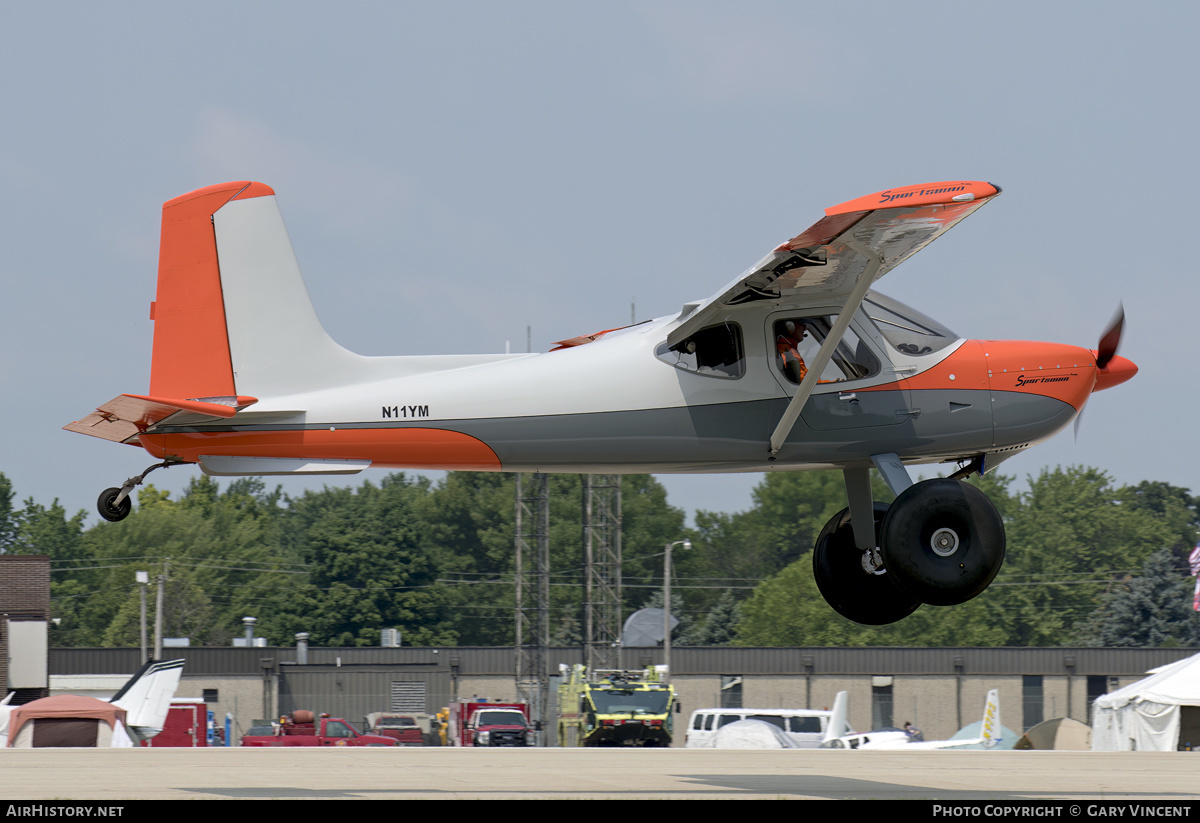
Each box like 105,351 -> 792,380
149,181 -> 275,400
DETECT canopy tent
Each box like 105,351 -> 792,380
1015,717 -> 1091,750
7,694 -> 134,748
1091,651 -> 1200,751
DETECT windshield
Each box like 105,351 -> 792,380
378,717 -> 416,728
864,291 -> 958,356
589,689 -> 673,715
476,710 -> 527,726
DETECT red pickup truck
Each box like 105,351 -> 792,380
241,711 -> 398,747
365,712 -> 433,746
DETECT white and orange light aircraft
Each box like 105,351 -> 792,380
66,179 -> 1136,625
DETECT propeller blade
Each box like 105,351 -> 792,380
1096,303 -> 1125,369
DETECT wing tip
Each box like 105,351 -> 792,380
827,181 -> 1001,216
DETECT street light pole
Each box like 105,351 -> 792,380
136,570 -> 149,662
663,539 -> 691,680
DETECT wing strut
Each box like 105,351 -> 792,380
768,239 -> 882,454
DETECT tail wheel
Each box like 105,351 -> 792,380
813,502 -> 920,625
97,487 -> 132,522
879,478 -> 1005,606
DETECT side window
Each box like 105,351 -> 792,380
772,316 -> 878,384
791,716 -> 823,733
749,714 -> 786,730
657,322 -> 745,379
324,721 -> 354,738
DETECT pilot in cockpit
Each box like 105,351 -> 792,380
776,319 -> 809,384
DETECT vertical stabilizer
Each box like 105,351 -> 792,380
110,658 -> 185,742
149,181 -> 358,403
979,688 -> 1002,748
823,691 -> 851,743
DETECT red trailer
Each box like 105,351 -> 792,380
145,699 -> 208,747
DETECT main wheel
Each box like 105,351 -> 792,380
813,502 -> 921,625
879,478 -> 1005,606
97,487 -> 132,522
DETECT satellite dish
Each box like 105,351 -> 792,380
622,608 -> 678,647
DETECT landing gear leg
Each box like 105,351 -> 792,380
96,460 -> 178,522
813,462 -> 1006,623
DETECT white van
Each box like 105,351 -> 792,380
685,708 -> 833,749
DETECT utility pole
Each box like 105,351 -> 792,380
515,473 -> 550,744
153,561 -> 167,661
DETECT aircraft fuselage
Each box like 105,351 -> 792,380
136,300 -> 1106,478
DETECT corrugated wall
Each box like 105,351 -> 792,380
50,645 -> 1200,676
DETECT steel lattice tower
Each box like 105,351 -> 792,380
582,474 -> 622,670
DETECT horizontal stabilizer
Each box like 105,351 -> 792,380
64,394 -> 258,444
199,456 -> 371,476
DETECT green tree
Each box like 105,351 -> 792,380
677,589 -> 743,645
733,552 -> 1008,646
56,478 -> 290,647
0,473 -> 16,551
415,472 -> 519,645
13,496 -> 90,646
1078,546 -> 1200,646
1120,480 -> 1200,553
264,474 -> 460,646
994,467 -> 1173,645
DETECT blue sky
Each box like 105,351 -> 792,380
1,1 -> 1192,522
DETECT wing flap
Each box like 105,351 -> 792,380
64,394 -> 259,444
667,181 -> 1000,348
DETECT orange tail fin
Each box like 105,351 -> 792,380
148,181 -> 274,399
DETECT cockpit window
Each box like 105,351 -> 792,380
772,316 -> 879,384
656,322 -> 744,379
864,291 -> 958,356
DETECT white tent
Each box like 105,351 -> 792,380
1091,651 -> 1200,751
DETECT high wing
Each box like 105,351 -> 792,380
667,180 -> 1001,349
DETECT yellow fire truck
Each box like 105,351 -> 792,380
557,665 -> 678,747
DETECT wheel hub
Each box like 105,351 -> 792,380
930,527 -> 960,557
861,547 -> 888,576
